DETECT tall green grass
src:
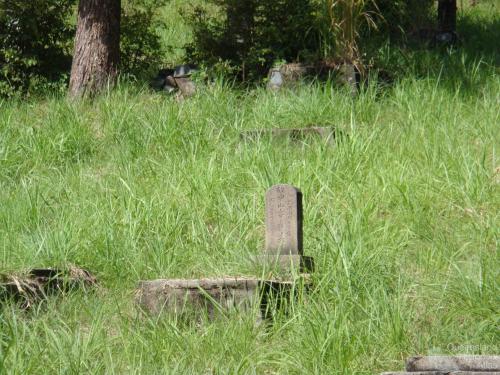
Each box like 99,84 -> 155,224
1,3 -> 499,374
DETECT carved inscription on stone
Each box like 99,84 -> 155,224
265,185 -> 303,255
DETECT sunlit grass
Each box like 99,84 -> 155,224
0,3 -> 499,374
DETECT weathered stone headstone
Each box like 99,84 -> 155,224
151,64 -> 198,97
339,63 -> 358,95
266,63 -> 325,91
136,184 -> 313,318
267,68 -> 284,91
259,185 -> 313,272
265,184 -> 303,256
174,77 -> 196,98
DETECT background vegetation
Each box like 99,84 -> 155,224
1,0 -> 444,96
185,0 -> 319,79
0,0 -> 74,97
0,0 -> 168,97
0,1 -> 499,373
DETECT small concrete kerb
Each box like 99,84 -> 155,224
240,126 -> 338,145
382,355 -> 500,375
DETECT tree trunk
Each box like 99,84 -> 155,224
438,0 -> 457,33
69,0 -> 121,98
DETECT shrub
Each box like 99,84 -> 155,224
0,0 -> 75,97
368,0 -> 435,37
324,0 -> 380,66
0,0 -> 169,97
120,0 -> 169,77
185,0 -> 320,80
185,0 -> 436,80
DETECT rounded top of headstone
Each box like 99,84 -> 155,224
266,184 -> 301,194
268,70 -> 283,85
173,64 -> 198,78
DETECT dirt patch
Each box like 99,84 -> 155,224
0,265 -> 97,309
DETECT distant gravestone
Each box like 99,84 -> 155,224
339,63 -> 358,95
267,68 -> 284,91
265,184 -> 303,256
175,77 -> 196,98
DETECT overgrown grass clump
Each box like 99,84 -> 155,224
1,4 -> 499,375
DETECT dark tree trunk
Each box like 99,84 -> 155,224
69,0 -> 121,97
438,0 -> 457,33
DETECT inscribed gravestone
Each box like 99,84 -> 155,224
265,185 -> 303,255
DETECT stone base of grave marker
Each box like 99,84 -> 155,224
136,277 -> 307,320
253,254 -> 315,273
382,355 -> 500,375
267,63 -> 316,90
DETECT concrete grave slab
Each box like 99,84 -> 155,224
240,126 -> 338,145
136,277 -> 305,320
406,356 -> 500,372
382,355 -> 500,375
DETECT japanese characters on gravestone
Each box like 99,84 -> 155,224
262,184 -> 313,272
265,184 -> 303,256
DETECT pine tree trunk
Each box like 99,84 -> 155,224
69,0 -> 121,98
438,0 -> 457,33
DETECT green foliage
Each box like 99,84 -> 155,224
120,0 -> 170,77
184,0 -> 437,78
324,0 -> 381,65
185,0 -> 320,79
0,4 -> 498,373
0,0 -> 169,97
315,0 -> 436,68
372,0 -> 435,37
0,0 -> 75,98
0,55 -> 498,371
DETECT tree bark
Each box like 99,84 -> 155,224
438,0 -> 457,33
69,0 -> 121,98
